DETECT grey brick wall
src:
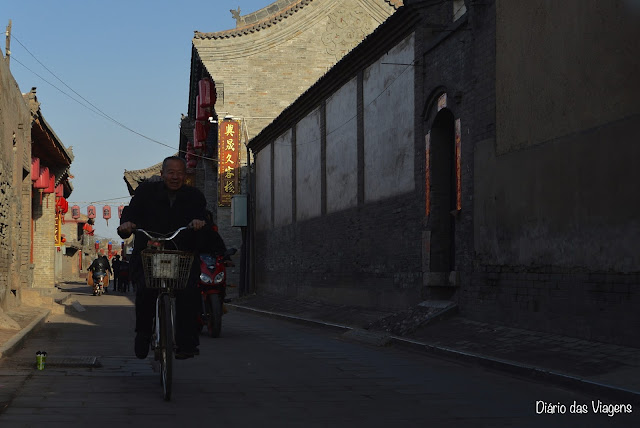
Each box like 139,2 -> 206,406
0,56 -> 33,311
255,192 -> 423,310
32,193 -> 56,288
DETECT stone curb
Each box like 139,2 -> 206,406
0,308 -> 51,359
228,303 -> 640,405
228,304 -> 351,333
389,336 -> 640,405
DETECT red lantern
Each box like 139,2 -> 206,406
31,157 -> 40,181
87,205 -> 96,219
103,205 -> 111,226
95,240 -> 100,251
118,205 -> 125,218
71,205 -> 80,219
55,197 -> 68,214
186,147 -> 197,168
55,184 -> 64,197
194,121 -> 209,148
195,95 -> 210,121
44,174 -> 55,193
43,174 -> 55,207
108,241 -> 113,252
198,78 -> 216,107
34,167 -> 49,189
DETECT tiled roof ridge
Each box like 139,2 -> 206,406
194,0 -> 313,40
194,0 -> 403,40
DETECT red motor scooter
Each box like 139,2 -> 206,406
197,248 -> 236,337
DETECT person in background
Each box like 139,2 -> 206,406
88,255 -> 112,293
119,256 -> 130,293
111,255 -> 121,291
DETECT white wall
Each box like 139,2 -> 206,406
296,108 -> 322,221
255,147 -> 272,231
273,130 -> 293,227
326,77 -> 358,213
363,33 -> 415,202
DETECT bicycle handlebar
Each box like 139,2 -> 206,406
135,227 -> 189,242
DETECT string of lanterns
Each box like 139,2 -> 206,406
70,204 -> 126,226
31,157 -> 58,206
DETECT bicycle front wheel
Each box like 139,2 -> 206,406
159,293 -> 173,401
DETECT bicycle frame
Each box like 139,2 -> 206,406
136,227 -> 194,401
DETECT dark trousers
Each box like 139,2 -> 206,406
135,283 -> 200,351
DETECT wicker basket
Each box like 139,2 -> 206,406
140,249 -> 194,289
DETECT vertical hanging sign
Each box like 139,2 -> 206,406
425,132 -> 431,217
455,118 -> 462,211
218,119 -> 240,206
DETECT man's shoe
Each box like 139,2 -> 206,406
175,347 -> 198,359
175,350 -> 194,360
135,333 -> 151,359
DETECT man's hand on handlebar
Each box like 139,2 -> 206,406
188,219 -> 206,231
117,221 -> 137,238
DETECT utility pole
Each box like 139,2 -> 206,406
5,19 -> 11,65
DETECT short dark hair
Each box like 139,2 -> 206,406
162,156 -> 186,171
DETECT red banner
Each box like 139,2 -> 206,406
218,119 -> 240,206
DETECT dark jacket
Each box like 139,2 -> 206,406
118,181 -> 206,285
89,256 -> 112,274
197,223 -> 227,256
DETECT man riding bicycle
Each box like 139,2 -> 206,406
117,156 -> 206,360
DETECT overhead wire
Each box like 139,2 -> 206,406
9,32 -> 218,163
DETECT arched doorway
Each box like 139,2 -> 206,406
428,107 -> 456,279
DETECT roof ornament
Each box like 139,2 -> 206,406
230,7 -> 241,27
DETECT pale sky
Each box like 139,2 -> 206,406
1,0 -> 272,241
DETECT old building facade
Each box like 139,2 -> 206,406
1,51 -> 76,318
247,0 -> 640,346
27,91 -> 74,293
0,53 -> 32,312
180,0 -> 403,290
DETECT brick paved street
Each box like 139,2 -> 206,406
0,284 -> 637,427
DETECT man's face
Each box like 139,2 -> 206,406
161,159 -> 186,191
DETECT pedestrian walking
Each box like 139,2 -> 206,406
112,255 -> 121,291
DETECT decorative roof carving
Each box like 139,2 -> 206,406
322,3 -> 376,60
194,0 -> 402,40
123,161 -> 164,194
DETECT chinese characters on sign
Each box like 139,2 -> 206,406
218,119 -> 240,206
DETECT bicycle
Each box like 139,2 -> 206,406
137,227 -> 195,401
